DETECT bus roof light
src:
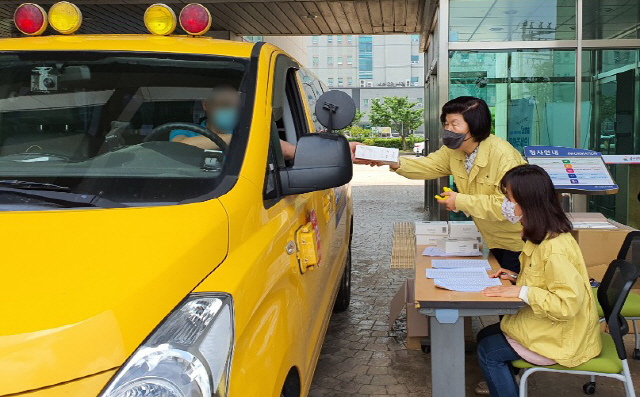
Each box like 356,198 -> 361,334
48,2 -> 82,34
179,4 -> 211,36
144,4 -> 177,35
14,3 -> 48,36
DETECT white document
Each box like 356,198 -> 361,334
422,246 -> 482,257
434,278 -> 502,292
355,145 -> 399,164
426,267 -> 489,279
431,259 -> 491,270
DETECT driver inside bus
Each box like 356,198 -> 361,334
170,85 -> 296,160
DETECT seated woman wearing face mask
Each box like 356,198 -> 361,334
171,85 -> 297,160
367,96 -> 527,272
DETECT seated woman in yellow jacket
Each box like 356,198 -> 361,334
378,96 -> 526,271
478,164 -> 601,397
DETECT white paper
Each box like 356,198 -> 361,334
426,267 -> 489,279
355,145 -> 399,163
434,278 -> 502,292
571,221 -> 616,229
431,259 -> 491,270
422,246 -> 482,257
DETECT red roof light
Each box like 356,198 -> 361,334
179,3 -> 211,36
14,3 -> 48,36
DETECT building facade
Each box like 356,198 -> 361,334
423,0 -> 640,227
307,34 -> 424,89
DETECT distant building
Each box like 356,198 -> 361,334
307,35 -> 424,89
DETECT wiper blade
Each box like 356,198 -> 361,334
0,179 -> 70,191
0,187 -> 127,208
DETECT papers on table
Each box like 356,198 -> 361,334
434,278 -> 501,292
571,221 -> 617,229
426,267 -> 488,279
431,259 -> 491,270
426,265 -> 501,292
422,246 -> 482,257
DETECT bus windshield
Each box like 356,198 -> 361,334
0,51 -> 251,209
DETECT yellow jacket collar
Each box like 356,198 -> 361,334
522,239 -> 536,256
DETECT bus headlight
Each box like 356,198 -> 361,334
100,293 -> 234,397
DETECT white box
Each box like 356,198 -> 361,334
448,221 -> 482,239
437,238 -> 480,254
355,145 -> 399,164
416,235 -> 445,246
415,221 -> 449,236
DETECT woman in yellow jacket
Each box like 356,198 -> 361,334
389,96 -> 526,271
478,164 -> 601,397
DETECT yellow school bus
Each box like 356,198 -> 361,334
0,3 -> 354,396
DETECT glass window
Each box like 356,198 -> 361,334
348,77 -> 353,86
581,49 -> 640,226
417,98 -> 423,104
358,36 -> 373,79
327,35 -> 333,43
327,57 -> 333,65
338,78 -> 344,86
328,78 -> 334,86
449,49 -> 576,153
312,36 -> 318,44
347,56 -> 353,65
364,98 -> 369,106
338,56 -> 343,65
583,0 -> 640,39
312,56 -> 319,65
338,35 -> 343,43
411,34 -> 420,42
411,55 -> 419,64
347,35 -> 353,43
297,68 -> 326,133
411,76 -> 419,83
0,52 -> 250,206
449,0 -> 576,42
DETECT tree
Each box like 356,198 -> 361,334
369,96 -> 424,150
340,109 -> 366,136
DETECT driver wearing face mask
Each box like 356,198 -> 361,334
363,96 -> 527,272
171,86 -> 297,160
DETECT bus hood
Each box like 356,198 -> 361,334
0,200 -> 229,396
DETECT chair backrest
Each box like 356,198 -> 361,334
598,259 -> 640,360
617,231 -> 640,265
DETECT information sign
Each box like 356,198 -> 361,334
524,146 -> 618,194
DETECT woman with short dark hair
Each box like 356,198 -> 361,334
476,164 -> 602,397
376,96 -> 527,271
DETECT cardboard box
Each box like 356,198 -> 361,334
437,238 -> 480,254
588,263 -> 640,292
449,221 -> 482,239
415,221 -> 449,236
570,215 -> 634,267
355,145 -> 399,164
389,279 -> 429,350
416,234 -> 445,246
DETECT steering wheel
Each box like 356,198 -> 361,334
143,122 -> 228,152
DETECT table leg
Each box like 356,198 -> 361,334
430,311 -> 465,397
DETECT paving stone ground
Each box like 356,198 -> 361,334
309,160 -> 640,397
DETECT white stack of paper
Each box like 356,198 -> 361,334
425,266 -> 501,292
422,246 -> 482,257
431,259 -> 491,270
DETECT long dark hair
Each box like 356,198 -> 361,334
500,164 -> 572,244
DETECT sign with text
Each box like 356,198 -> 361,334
524,146 -> 618,194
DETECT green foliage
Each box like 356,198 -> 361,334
369,96 -> 424,150
358,135 -> 424,150
339,109 -> 366,136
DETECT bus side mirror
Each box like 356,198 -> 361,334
279,134 -> 352,195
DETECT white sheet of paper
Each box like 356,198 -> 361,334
434,277 -> 502,292
422,246 -> 483,257
354,145 -> 399,163
426,267 -> 489,279
431,259 -> 491,270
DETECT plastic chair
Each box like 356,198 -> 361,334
614,231 -> 640,359
512,259 -> 640,397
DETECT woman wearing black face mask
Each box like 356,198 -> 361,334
382,96 -> 526,272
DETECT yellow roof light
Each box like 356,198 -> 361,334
48,1 -> 82,34
144,4 -> 177,36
